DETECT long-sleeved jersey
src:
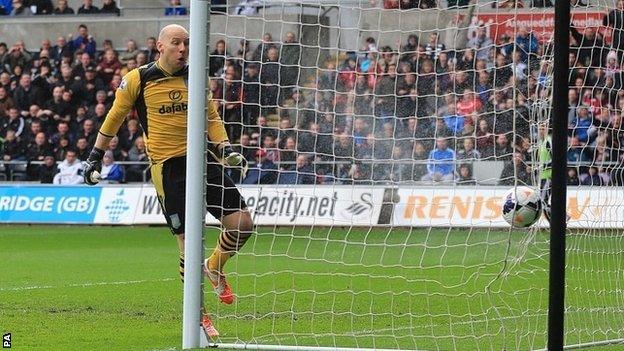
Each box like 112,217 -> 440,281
99,61 -> 229,164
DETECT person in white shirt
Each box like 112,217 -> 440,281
53,149 -> 84,184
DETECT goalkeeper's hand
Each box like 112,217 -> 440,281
221,145 -> 248,178
83,148 -> 104,185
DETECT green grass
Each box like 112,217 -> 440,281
0,225 -> 622,351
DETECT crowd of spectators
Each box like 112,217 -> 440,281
1,3 -> 624,186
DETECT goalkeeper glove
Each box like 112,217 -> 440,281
221,144 -> 248,178
83,147 -> 104,185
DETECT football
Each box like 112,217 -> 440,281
502,186 -> 543,227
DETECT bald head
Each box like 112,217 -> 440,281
158,24 -> 188,42
157,24 -> 190,73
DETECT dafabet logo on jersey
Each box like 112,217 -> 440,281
159,90 -> 187,114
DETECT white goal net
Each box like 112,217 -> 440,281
194,0 -> 624,350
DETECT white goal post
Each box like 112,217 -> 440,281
183,0 -> 624,350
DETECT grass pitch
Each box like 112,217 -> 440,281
0,225 -> 622,351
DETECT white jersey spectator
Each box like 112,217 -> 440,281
53,150 -> 84,184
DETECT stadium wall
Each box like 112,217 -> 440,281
0,184 -> 620,228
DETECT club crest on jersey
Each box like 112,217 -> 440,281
119,78 -> 127,90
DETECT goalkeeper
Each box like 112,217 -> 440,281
82,24 -> 253,332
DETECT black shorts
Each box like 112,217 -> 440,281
150,156 -> 247,235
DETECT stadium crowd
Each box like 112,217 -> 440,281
1,2 -> 623,186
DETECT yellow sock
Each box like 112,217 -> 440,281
208,246 -> 231,273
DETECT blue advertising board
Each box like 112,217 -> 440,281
0,185 -> 102,223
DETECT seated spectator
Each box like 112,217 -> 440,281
165,0 -> 187,15
569,106 -> 593,144
10,0 -> 33,15
567,136 -> 591,163
100,0 -> 120,15
26,131 -> 52,179
456,137 -> 481,161
53,149 -> 83,184
119,39 -> 141,66
456,164 -> 476,185
106,136 -> 127,161
567,168 -> 581,185
77,0 -> 99,14
2,129 -> 25,163
53,136 -> 71,161
421,137 -> 455,183
498,152 -> 531,186
39,154 -> 57,183
13,75 -> 40,116
75,137 -> 90,161
242,149 -> 277,184
0,86 -> 14,118
53,0 -> 74,15
126,136 -> 148,182
100,151 -> 124,183
0,0 -> 11,15
443,104 -> 465,136
1,107 -> 25,138
234,0 -> 261,15
279,137 -> 297,170
118,119 -> 142,151
32,0 -> 54,15
278,154 -> 316,184
582,166 -> 604,186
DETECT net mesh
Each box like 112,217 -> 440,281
200,1 -> 624,349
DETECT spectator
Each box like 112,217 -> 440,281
53,0 -> 74,14
31,0 -> 54,14
69,24 -> 96,57
234,0 -> 261,15
209,39 -> 227,77
498,152 -> 531,186
72,66 -> 105,105
456,137 -> 481,161
443,103 -> 465,136
456,164 -> 476,185
1,107 -> 25,138
603,2 -> 624,61
569,105 -> 594,144
118,118 -> 141,151
567,167 -> 581,185
424,33 -> 445,61
2,129 -> 25,161
0,86 -> 15,118
75,137 -> 90,161
39,154 -> 57,183
280,32 -> 301,88
5,42 -> 33,73
422,137 -> 455,182
467,26 -> 493,61
10,0 -> 32,15
515,26 -> 538,63
568,136 -> 591,163
100,151 -> 124,183
100,0 -> 120,15
242,149 -> 278,184
259,46 -> 280,109
126,136 -> 148,182
50,37 -> 69,65
53,136 -> 70,161
242,63 -> 260,128
52,149 -> 83,184
222,69 -> 244,142
144,36 -> 159,62
119,39 -> 141,65
0,0 -> 12,14
72,52 -> 95,79
582,166 -> 604,186
165,0 -> 187,16
279,136 -> 297,170
77,0 -> 99,14
97,49 -> 121,84
252,32 -> 278,62
278,154 -> 316,184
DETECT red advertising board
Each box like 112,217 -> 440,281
474,11 -> 609,43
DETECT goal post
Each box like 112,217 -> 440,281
184,0 -> 210,349
182,0 -> 624,350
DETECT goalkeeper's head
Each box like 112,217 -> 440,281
156,24 -> 189,73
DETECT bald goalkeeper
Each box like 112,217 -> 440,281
83,24 -> 254,337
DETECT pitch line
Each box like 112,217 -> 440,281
0,277 -> 176,292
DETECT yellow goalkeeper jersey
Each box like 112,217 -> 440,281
99,61 -> 229,164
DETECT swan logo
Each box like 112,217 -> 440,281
341,193 -> 373,219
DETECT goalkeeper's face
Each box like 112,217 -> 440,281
157,25 -> 189,71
